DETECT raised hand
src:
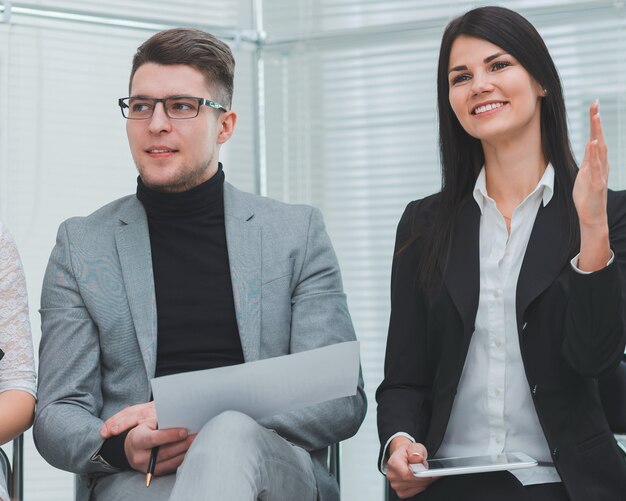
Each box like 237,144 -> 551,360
572,101 -> 611,271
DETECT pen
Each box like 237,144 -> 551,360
146,423 -> 159,488
146,444 -> 159,487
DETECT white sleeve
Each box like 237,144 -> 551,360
0,223 -> 36,397
570,250 -> 615,275
380,431 -> 416,474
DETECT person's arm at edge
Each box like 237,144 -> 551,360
0,390 -> 35,445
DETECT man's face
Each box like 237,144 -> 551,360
126,63 -> 236,192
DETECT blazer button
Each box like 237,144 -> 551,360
86,477 -> 94,488
551,447 -> 560,459
531,384 -> 538,397
522,321 -> 528,331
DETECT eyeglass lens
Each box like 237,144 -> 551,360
123,97 -> 201,119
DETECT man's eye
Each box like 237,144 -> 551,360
169,100 -> 196,111
131,102 -> 153,112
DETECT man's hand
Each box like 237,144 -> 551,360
100,402 -> 195,476
124,418 -> 194,476
386,437 -> 437,499
100,402 -> 157,438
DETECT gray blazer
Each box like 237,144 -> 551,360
34,182 -> 367,501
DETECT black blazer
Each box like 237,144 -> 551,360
377,185 -> 626,501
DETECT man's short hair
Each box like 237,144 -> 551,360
129,28 -> 235,109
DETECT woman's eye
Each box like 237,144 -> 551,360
451,74 -> 470,85
491,61 -> 511,71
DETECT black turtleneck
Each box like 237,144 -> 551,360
100,166 -> 244,469
137,166 -> 244,377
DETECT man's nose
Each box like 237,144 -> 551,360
147,102 -> 172,133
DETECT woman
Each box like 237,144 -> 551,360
0,222 -> 36,501
376,6 -> 626,501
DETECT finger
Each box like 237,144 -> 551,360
154,451 -> 187,477
589,100 -> 599,142
131,425 -> 188,450
592,114 -> 609,168
155,434 -> 195,462
407,442 -> 428,461
591,112 -> 606,149
150,428 -> 189,448
588,139 -> 607,183
100,402 -> 156,437
588,102 -> 608,155
580,138 -> 594,172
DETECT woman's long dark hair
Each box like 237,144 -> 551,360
417,6 -> 580,288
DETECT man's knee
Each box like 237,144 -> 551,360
195,410 -> 266,452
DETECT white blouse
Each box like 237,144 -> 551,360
0,222 -> 36,397
436,165 -> 559,485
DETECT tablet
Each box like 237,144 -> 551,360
410,452 -> 537,477
615,434 -> 626,455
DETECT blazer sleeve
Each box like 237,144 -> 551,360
258,208 -> 367,452
562,190 -> 626,376
376,201 -> 432,470
34,221 -> 116,475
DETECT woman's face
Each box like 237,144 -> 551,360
447,35 -> 544,146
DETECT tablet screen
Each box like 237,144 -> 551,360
411,452 -> 537,477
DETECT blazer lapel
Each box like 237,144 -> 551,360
442,198 -> 481,343
224,182 -> 262,362
115,197 -> 158,380
516,187 -> 570,330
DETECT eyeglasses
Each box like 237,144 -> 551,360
118,96 -> 228,120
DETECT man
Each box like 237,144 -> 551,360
34,28 -> 366,501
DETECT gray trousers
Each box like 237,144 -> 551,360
92,411 -> 318,501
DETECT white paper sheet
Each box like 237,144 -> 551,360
151,341 -> 360,432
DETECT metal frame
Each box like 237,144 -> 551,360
10,434 -> 23,501
328,442 -> 340,488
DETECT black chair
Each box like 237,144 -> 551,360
0,435 -> 24,501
